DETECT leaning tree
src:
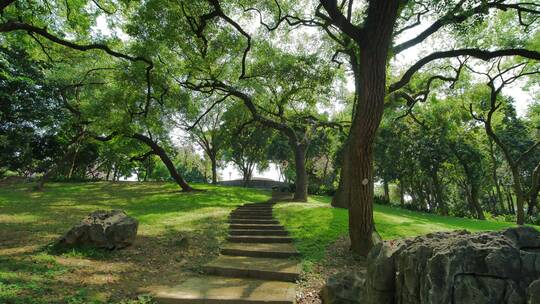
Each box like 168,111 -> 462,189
0,0 -> 198,191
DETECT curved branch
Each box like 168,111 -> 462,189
186,93 -> 231,131
0,21 -> 151,65
319,0 -> 363,43
394,1 -> 540,54
390,48 -> 540,92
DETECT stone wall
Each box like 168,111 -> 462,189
322,227 -> 540,304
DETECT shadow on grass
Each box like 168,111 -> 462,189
0,181 -> 271,303
0,217 -> 231,303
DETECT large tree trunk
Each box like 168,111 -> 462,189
323,0 -> 400,256
132,133 -> 193,192
292,143 -> 308,202
345,47 -> 389,256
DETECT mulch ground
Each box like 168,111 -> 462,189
295,236 -> 367,304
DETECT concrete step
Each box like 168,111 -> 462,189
231,210 -> 273,215
230,215 -> 274,219
229,224 -> 285,230
203,256 -> 300,282
221,242 -> 300,258
229,229 -> 288,236
150,276 -> 295,304
237,206 -> 274,210
227,235 -> 293,243
229,219 -> 280,225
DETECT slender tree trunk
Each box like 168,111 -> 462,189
510,167 -> 526,224
470,184 -> 485,220
399,178 -> 405,207
527,162 -> 540,216
430,170 -> 447,215
488,138 -> 505,213
456,154 -> 485,220
383,180 -> 390,203
106,167 -> 111,181
210,155 -> 218,184
505,187 -> 515,214
292,143 -> 308,202
132,133 -> 193,191
332,141 -> 351,208
113,166 -> 119,181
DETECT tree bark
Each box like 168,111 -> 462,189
132,133 -> 193,191
488,138 -> 506,213
332,141 -> 351,208
292,143 -> 308,202
527,162 -> 540,216
383,180 -> 390,203
332,0 -> 400,256
210,155 -> 218,184
345,46 -> 390,256
430,169 -> 447,215
453,149 -> 485,220
399,178 -> 405,207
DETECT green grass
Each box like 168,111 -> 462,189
0,181 -> 270,303
2,181 -> 538,302
274,195 -> 540,264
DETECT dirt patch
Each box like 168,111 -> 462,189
0,223 -> 226,303
296,236 -> 367,304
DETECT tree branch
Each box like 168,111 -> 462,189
390,48 -> 540,92
319,0 -> 364,43
130,150 -> 156,162
0,0 -> 15,12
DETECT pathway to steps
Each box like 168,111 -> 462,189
151,199 -> 300,303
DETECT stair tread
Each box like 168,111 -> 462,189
204,255 -> 300,276
222,242 -> 299,254
150,276 -> 295,304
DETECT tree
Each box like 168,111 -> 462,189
221,105 -> 273,186
468,61 -> 540,224
317,0 -> 539,255
185,103 -> 226,184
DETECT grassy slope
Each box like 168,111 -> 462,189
0,182 -> 269,303
274,195 -> 539,263
1,182 -> 537,302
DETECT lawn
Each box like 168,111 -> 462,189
0,181 -> 270,303
274,195 -> 540,264
1,181 -> 536,303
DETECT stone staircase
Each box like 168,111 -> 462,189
152,200 -> 300,303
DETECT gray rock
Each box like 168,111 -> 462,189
529,279 -> 540,304
321,227 -> 540,304
58,210 -> 138,249
320,271 -> 365,304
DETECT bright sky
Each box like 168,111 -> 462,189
95,9 -> 535,182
